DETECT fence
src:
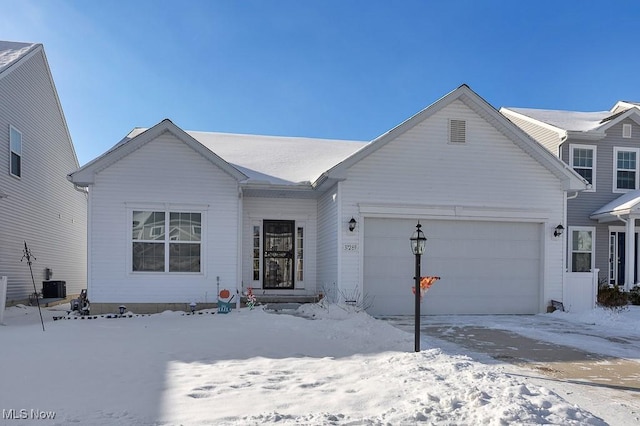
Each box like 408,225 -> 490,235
564,268 -> 598,313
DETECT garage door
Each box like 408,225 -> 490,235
364,218 -> 541,316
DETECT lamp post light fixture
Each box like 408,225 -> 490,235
189,302 -> 197,314
118,305 -> 126,316
410,221 -> 427,352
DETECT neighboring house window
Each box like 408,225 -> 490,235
569,144 -> 595,190
296,226 -> 304,281
623,123 -> 632,139
569,227 -> 595,272
9,125 -> 22,177
614,147 -> 639,192
449,119 -> 466,144
252,225 -> 260,281
132,210 -> 202,272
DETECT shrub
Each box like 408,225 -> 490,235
629,286 -> 640,305
597,285 -> 628,311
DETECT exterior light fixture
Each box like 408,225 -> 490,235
554,224 -> 564,237
189,302 -> 197,314
409,221 -> 427,352
118,305 -> 126,315
348,217 -> 357,232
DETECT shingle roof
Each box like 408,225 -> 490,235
0,41 -> 37,74
504,107 -> 611,132
126,128 -> 368,185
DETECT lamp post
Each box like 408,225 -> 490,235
410,221 -> 427,352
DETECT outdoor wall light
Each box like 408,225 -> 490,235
409,221 -> 427,352
554,224 -> 564,237
118,305 -> 126,315
348,217 -> 357,232
189,302 -> 197,314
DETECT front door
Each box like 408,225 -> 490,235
263,220 -> 294,289
609,231 -> 639,285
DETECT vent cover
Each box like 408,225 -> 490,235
623,123 -> 632,138
449,119 -> 466,144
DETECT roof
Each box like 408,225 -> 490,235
126,128 -> 367,185
0,41 -> 38,75
503,107 -> 612,132
591,190 -> 640,222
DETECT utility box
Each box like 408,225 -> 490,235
42,280 -> 66,298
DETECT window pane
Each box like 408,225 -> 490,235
169,212 -> 201,241
618,151 -> 636,170
573,148 -> 592,167
132,242 -> 165,271
572,230 -> 592,251
10,152 -> 20,177
10,127 -> 21,153
617,171 -> 636,190
169,243 -> 201,272
576,168 -> 592,183
133,211 -> 165,240
572,253 -> 592,272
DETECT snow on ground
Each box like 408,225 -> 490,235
1,302 -> 635,425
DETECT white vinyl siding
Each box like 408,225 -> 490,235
569,144 -> 595,191
613,147 -> 639,192
339,99 -> 566,312
0,46 -> 86,303
88,132 -> 238,303
569,226 -> 595,272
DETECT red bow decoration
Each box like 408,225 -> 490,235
412,276 -> 441,300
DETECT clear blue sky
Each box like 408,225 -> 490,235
3,0 -> 640,165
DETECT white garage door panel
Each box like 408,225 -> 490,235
364,218 -> 541,315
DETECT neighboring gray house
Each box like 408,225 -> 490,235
0,41 -> 87,304
501,104 -> 640,291
69,85 -> 586,315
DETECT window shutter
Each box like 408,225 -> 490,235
450,119 -> 466,144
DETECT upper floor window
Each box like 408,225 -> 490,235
614,147 -> 639,192
9,125 -> 21,178
569,144 -> 595,190
132,210 -> 202,273
623,123 -> 632,139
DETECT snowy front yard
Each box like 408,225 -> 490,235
2,302 -> 636,425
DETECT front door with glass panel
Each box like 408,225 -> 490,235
609,231 -> 638,285
263,220 -> 294,289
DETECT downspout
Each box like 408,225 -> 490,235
236,186 -> 243,309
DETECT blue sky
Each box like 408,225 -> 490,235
3,0 -> 640,165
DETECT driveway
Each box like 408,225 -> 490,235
384,315 -> 640,425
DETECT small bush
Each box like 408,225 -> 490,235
629,286 -> 640,305
597,285 -> 628,311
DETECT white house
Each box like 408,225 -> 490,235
0,41 -> 87,305
68,85 -> 587,315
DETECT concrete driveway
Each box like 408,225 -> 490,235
384,315 -> 640,425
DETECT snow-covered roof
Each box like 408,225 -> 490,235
504,107 -> 612,132
591,189 -> 640,221
127,128 -> 368,185
0,41 -> 37,74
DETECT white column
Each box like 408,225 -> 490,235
626,217 -> 635,292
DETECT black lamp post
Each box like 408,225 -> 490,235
410,221 -> 427,352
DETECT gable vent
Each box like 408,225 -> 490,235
623,123 -> 632,138
449,119 -> 466,144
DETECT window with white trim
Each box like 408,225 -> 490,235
569,144 -> 595,190
132,210 -> 202,272
614,147 -> 639,192
9,125 -> 21,177
623,123 -> 632,138
569,227 -> 595,272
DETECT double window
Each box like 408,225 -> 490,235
132,210 -> 202,273
9,125 -> 22,178
614,147 -> 639,192
569,227 -> 595,272
569,144 -> 595,190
